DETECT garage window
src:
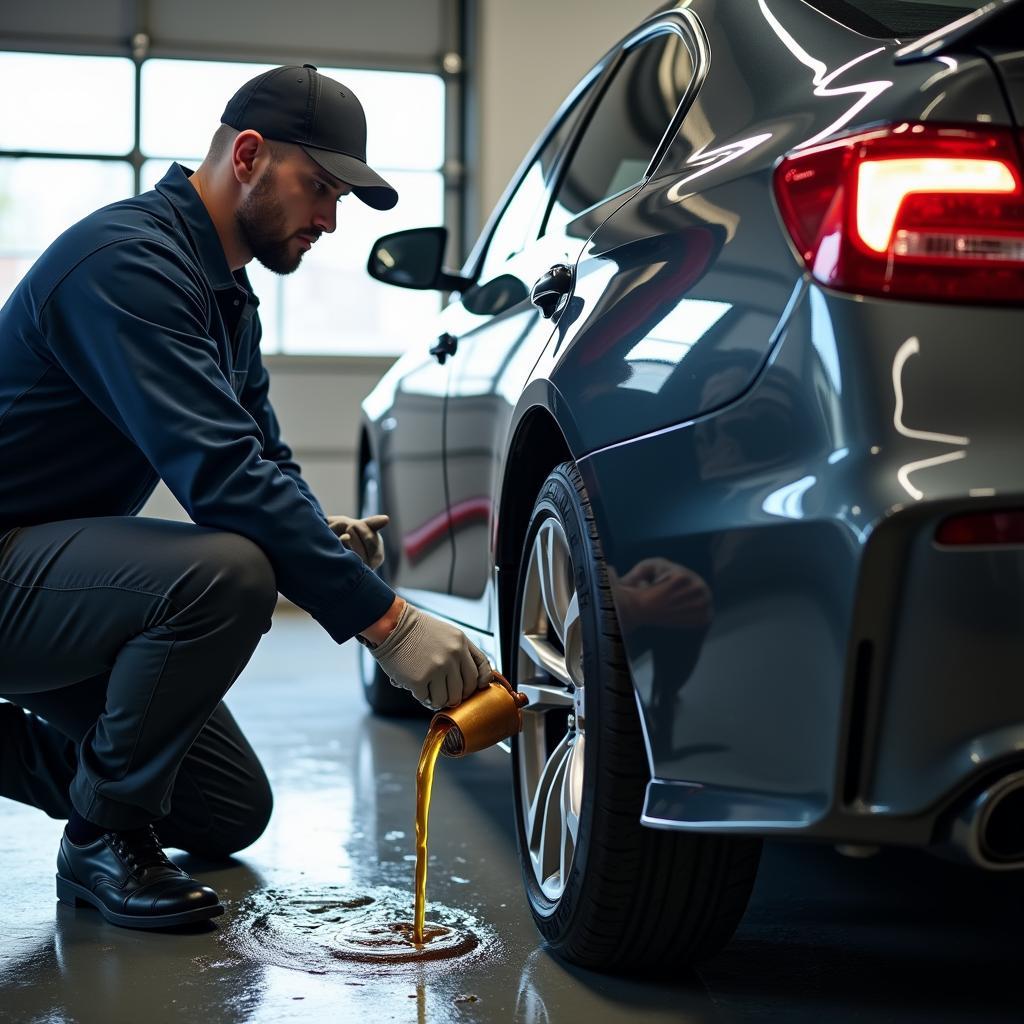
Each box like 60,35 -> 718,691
0,52 -> 446,356
0,53 -> 136,306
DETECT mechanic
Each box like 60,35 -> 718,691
0,65 -> 492,930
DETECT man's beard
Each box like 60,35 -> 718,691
236,166 -> 304,275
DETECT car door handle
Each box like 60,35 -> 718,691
430,331 -> 458,364
530,264 -> 574,319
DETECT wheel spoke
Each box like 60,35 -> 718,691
526,731 -> 570,847
538,522 -> 572,645
565,732 -> 584,841
519,632 -> 573,687
518,710 -> 546,814
517,680 -> 574,710
537,741 -> 571,896
558,744 -> 577,890
563,591 -> 583,689
528,538 -> 549,636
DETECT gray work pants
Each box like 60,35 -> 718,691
0,516 -> 277,856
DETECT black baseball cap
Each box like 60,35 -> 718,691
221,64 -> 398,211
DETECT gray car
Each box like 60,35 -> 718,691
357,0 -> 1024,972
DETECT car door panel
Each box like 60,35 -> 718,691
443,233 -> 586,628
366,349 -> 452,611
541,170 -> 804,457
435,66 -> 612,630
442,25 -> 703,631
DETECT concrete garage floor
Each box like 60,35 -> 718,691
3,608 -> 1024,1023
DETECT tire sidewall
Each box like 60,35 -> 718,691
510,463 -> 612,939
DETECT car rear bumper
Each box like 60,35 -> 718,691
577,284 -> 1024,849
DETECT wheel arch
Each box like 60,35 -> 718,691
494,402 -> 574,676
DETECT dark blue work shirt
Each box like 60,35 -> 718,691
0,163 -> 395,644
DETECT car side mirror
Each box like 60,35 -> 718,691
461,274 -> 530,316
367,226 -> 474,292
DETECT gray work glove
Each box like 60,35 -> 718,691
327,513 -> 389,570
366,602 -> 493,709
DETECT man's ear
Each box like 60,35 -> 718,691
231,130 -> 264,184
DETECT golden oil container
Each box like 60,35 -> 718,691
430,671 -> 528,757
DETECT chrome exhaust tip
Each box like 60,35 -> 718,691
936,769 -> 1024,871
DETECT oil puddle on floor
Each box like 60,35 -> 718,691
220,885 -> 499,976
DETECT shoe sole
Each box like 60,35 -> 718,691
56,874 -> 224,930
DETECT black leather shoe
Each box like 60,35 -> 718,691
56,825 -> 223,929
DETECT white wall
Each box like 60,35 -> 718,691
140,354 -> 396,527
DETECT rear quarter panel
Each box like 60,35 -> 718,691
538,0 -> 1011,455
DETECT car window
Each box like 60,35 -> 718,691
545,30 -> 694,236
474,78 -> 598,285
475,162 -> 548,285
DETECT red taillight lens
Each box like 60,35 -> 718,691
936,510 -> 1024,546
773,123 -> 1024,303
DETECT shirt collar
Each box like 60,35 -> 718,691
155,162 -> 254,299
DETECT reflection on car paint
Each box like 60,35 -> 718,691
762,475 -> 817,519
757,0 -> 891,149
620,298 -> 731,394
891,336 -> 970,502
402,497 -> 492,564
921,56 -> 959,92
666,132 -> 776,193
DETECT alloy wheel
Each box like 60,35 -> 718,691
515,515 -> 585,902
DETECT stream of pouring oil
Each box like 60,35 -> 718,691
413,718 -> 452,945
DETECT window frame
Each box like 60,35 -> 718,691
469,70 -> 607,286
538,13 -> 708,238
459,60 -> 608,284
459,10 -> 708,287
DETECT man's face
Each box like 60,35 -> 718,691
235,147 -> 351,275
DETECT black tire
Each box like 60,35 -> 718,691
510,462 -> 761,973
357,459 -> 428,718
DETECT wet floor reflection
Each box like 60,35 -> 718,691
222,884 -> 492,971
3,613 -> 1024,1022
2,860 -> 271,1023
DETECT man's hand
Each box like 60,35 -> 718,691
608,557 -> 713,631
328,513 -> 389,570
363,601 -> 493,709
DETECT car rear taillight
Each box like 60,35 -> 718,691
773,123 -> 1024,303
936,510 -> 1024,546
